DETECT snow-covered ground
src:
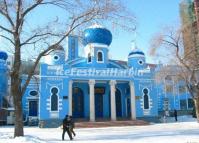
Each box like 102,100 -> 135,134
0,116 -> 199,143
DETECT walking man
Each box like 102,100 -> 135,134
69,116 -> 76,137
62,115 -> 73,140
174,109 -> 178,122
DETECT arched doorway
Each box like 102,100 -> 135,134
95,87 -> 105,118
72,87 -> 84,118
126,98 -> 131,118
109,88 -> 122,118
116,88 -> 122,117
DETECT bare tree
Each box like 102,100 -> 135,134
150,26 -> 199,122
0,0 -> 135,137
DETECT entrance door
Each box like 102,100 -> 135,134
108,88 -> 122,118
95,87 -> 105,118
116,89 -> 122,117
127,98 -> 131,117
72,87 -> 84,118
29,100 -> 38,116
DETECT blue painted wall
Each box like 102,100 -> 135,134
0,52 -> 8,109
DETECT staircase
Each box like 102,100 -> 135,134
74,119 -> 149,128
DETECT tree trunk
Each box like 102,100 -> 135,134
12,36 -> 24,137
11,77 -> 24,137
13,95 -> 24,137
194,96 -> 199,123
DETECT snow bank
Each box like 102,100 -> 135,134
0,116 -> 198,143
0,134 -> 44,143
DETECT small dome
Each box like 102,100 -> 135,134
0,51 -> 8,60
83,24 -> 112,46
128,48 -> 145,58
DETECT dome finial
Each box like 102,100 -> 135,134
131,40 -> 137,50
131,31 -> 137,50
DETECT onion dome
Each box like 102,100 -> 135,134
83,24 -> 112,46
0,51 -> 8,60
128,48 -> 145,58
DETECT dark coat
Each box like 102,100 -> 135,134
174,110 -> 177,117
63,117 -> 71,129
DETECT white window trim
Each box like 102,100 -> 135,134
142,88 -> 150,110
29,90 -> 39,97
50,86 -> 59,112
97,50 -> 104,63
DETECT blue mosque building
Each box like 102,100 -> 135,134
0,25 -> 194,127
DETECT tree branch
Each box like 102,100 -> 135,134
4,0 -> 14,27
21,8 -> 98,95
0,25 -> 13,34
20,32 -> 62,46
0,34 -> 15,45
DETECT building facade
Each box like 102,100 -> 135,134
0,24 -> 193,127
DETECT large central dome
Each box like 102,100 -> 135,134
83,24 -> 112,46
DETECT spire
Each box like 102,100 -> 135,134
131,40 -> 137,50
131,31 -> 137,50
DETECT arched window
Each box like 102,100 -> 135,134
51,87 -> 58,111
97,51 -> 103,62
143,88 -> 149,109
88,53 -> 91,63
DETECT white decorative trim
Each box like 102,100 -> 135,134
50,112 -> 59,119
142,87 -> 152,113
68,80 -> 73,116
86,43 -> 108,48
89,79 -> 95,85
88,79 -> 96,121
26,96 -> 39,100
128,54 -> 145,58
109,80 -> 117,86
46,82 -> 63,90
110,80 -> 117,121
49,86 -> 60,112
28,90 -> 39,96
129,81 -> 136,119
